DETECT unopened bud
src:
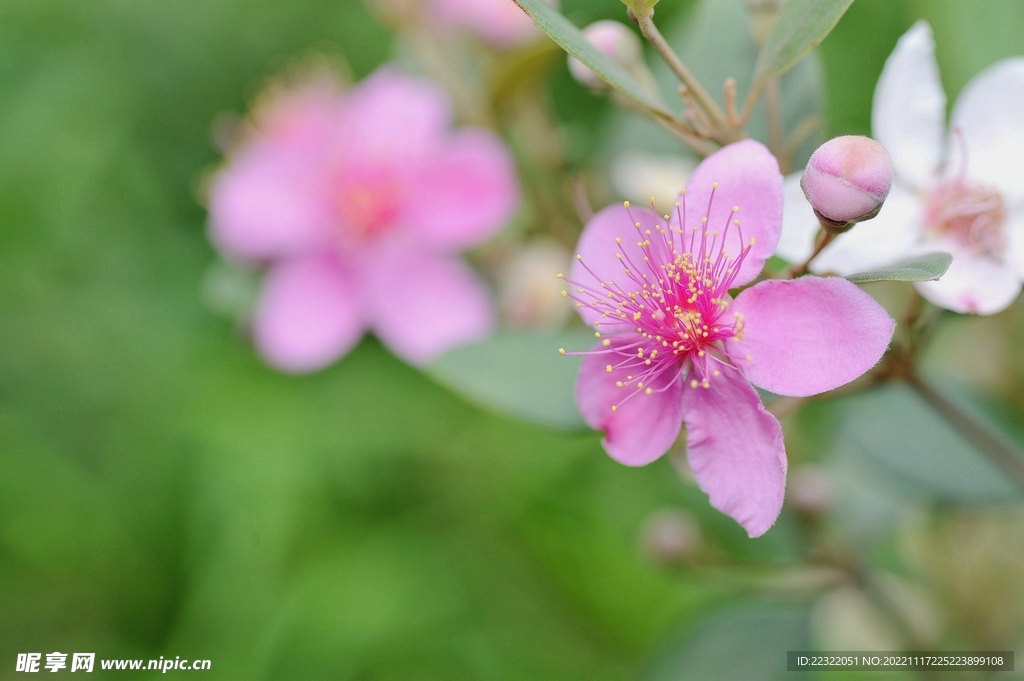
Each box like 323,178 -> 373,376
641,509 -> 702,566
801,135 -> 893,233
788,464 -> 835,516
568,21 -> 643,90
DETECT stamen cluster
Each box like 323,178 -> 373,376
926,179 -> 1007,257
560,188 -> 755,412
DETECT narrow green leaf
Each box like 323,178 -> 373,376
427,330 -> 595,429
513,0 -> 675,119
752,0 -> 855,86
845,251 -> 952,283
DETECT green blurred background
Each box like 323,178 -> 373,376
2,0 -> 1024,678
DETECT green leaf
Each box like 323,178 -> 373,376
641,603 -> 810,681
835,382 -> 1020,503
845,251 -> 953,283
512,0 -> 675,119
752,0 -> 855,86
427,330 -> 597,429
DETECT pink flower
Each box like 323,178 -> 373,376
208,67 -> 519,372
562,140 -> 894,537
433,0 -> 553,48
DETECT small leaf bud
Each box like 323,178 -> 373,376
640,508 -> 702,566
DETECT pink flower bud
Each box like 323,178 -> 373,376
801,135 -> 893,229
641,509 -> 702,566
788,464 -> 836,516
567,21 -> 643,90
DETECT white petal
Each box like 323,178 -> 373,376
810,184 -> 922,276
915,240 -> 1021,315
949,58 -> 1024,203
872,21 -> 946,191
776,172 -> 819,264
1006,212 -> 1024,280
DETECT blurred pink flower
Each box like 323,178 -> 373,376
562,141 -> 894,537
434,0 -> 553,48
208,67 -> 519,372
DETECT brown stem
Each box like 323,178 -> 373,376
904,373 -> 1024,493
766,395 -> 806,420
659,118 -> 720,157
764,77 -> 784,169
736,79 -> 765,128
633,12 -> 739,143
723,77 -> 741,128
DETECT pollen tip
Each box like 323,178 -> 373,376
556,273 -> 563,279
602,339 -> 611,346
605,365 -> 613,373
645,388 -> 652,395
623,200 -> 630,207
690,379 -> 698,389
558,348 -> 566,355
732,205 -> 739,212
712,182 -> 718,189
561,290 -> 567,296
611,405 -> 617,412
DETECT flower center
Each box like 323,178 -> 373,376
334,170 -> 400,243
925,179 -> 1006,257
560,188 -> 755,409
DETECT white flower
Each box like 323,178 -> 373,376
777,21 -> 1024,314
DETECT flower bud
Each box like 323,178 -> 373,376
801,135 -> 893,233
788,464 -> 836,516
640,508 -> 702,566
567,21 -> 643,91
497,239 -> 574,330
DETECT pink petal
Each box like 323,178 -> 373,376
872,21 -> 946,190
570,204 -> 663,327
208,143 -> 333,262
673,139 -> 783,287
364,250 -> 494,365
434,0 -> 544,48
251,76 -> 345,154
915,239 -> 1021,315
575,340 -> 684,466
682,362 -> 786,538
405,129 -> 519,251
253,254 -> 365,373
727,277 -> 894,397
338,68 -> 452,165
